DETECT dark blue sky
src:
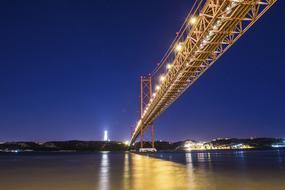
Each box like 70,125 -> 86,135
0,0 -> 284,141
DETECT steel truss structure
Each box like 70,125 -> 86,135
130,0 -> 277,145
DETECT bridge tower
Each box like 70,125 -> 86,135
140,75 -> 155,149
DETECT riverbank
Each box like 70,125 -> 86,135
0,138 -> 284,152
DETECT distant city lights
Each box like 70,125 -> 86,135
124,141 -> 129,146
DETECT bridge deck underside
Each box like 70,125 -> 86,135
130,0 -> 276,145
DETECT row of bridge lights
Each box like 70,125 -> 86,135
138,16 -> 197,123
134,0 -> 242,136
143,18 -> 197,114
200,0 -> 239,50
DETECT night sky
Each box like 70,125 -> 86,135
0,0 -> 284,142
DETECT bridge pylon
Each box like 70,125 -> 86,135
139,75 -> 154,149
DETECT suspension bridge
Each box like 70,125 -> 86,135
129,0 -> 277,148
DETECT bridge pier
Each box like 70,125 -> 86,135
140,127 -> 144,148
151,125 -> 154,148
139,124 -> 154,149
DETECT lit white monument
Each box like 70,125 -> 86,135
104,130 -> 108,141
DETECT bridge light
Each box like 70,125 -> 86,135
155,85 -> 160,91
166,63 -> 172,70
226,6 -> 232,14
189,16 -> 197,25
152,93 -> 156,97
175,43 -> 183,52
209,31 -> 214,36
216,20 -> 222,26
205,35 -> 210,41
230,0 -> 239,7
160,75 -> 166,82
231,2 -> 237,7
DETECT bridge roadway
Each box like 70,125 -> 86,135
130,0 -> 277,145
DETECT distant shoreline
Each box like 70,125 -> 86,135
0,138 -> 284,152
0,148 -> 284,154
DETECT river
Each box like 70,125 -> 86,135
0,150 -> 284,190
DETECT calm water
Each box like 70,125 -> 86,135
0,150 -> 284,190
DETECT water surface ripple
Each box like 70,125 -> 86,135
0,150 -> 284,190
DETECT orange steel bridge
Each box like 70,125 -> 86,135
130,0 -> 277,147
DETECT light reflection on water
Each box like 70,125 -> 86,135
99,152 -> 109,190
123,152 -> 130,189
0,150 -> 284,190
130,153 -> 190,190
